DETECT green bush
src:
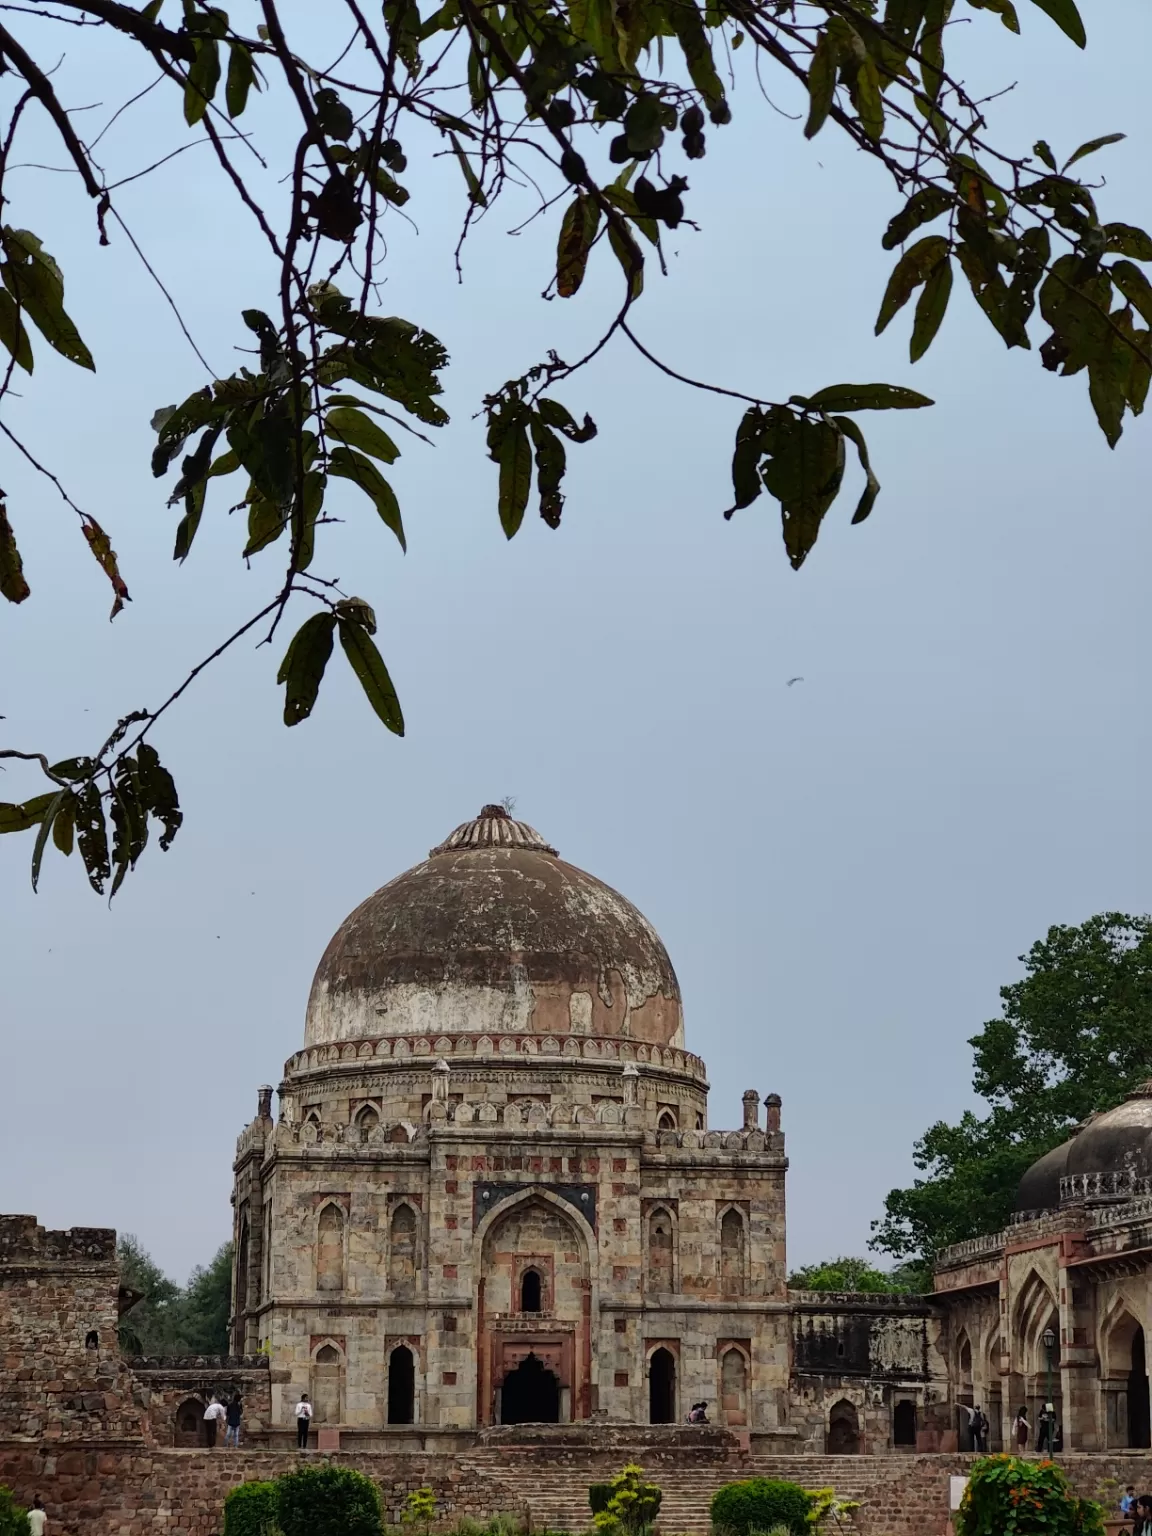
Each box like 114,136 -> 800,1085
589,1487 -> 614,1517
224,1481 -> 281,1536
955,1455 -> 1105,1536
277,1465 -> 384,1536
0,1488 -> 31,1536
592,1466 -> 662,1536
709,1479 -> 812,1536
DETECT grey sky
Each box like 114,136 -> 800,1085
1,1 -> 1149,1284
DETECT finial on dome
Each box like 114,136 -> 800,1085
430,805 -> 558,857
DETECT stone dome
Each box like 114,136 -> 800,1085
304,806 -> 684,1049
1016,1084 -> 1152,1211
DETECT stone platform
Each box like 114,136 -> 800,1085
4,1430 -> 1152,1536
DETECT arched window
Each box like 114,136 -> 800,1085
720,1208 -> 746,1297
316,1203 -> 345,1293
312,1343 -> 343,1423
389,1202 -> 417,1294
658,1110 -> 678,1132
356,1105 -> 380,1143
720,1347 -> 748,1426
649,1347 -> 676,1424
893,1399 -> 917,1446
520,1268 -> 543,1313
647,1208 -> 674,1294
387,1344 -> 416,1425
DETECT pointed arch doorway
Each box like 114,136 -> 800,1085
500,1351 -> 560,1424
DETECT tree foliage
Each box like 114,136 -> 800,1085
787,1254 -> 926,1294
0,0 -> 1147,893
872,912 -> 1152,1265
117,1233 -> 233,1355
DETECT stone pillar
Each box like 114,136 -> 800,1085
257,1084 -> 274,1120
764,1093 -> 782,1133
623,1063 -> 639,1106
742,1090 -> 760,1130
432,1057 -> 450,1103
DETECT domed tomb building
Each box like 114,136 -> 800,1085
230,807 -> 792,1441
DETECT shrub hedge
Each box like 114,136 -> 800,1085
709,1478 -> 813,1536
954,1455 -> 1105,1536
276,1464 -> 384,1536
0,1488 -> 30,1536
223,1481 -> 280,1536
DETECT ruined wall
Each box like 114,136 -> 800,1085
128,1360 -> 272,1446
0,1217 -> 147,1442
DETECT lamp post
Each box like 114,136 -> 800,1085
1042,1326 -> 1057,1452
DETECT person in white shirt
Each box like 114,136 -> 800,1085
28,1498 -> 46,1536
202,1395 -> 227,1448
295,1393 -> 313,1449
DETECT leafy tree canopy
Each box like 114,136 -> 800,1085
787,1253 -> 925,1293
0,0 -> 1148,896
117,1233 -> 232,1355
872,912 -> 1152,1266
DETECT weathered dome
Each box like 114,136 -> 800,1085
304,806 -> 683,1048
1016,1085 -> 1152,1211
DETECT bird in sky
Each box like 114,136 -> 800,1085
786,677 -> 804,687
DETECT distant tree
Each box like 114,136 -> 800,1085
117,1234 -> 232,1355
116,1233 -> 183,1354
0,0 -> 1148,897
179,1243 -> 234,1355
872,912 -> 1152,1268
787,1254 -> 925,1293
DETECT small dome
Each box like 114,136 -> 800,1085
304,806 -> 683,1049
1016,1085 -> 1152,1211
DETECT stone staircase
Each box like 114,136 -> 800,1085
457,1447 -> 890,1535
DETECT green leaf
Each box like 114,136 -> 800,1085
449,132 -> 487,206
1033,139 -> 1057,169
1026,0 -> 1085,46
0,289 -> 33,373
496,420 -> 532,539
225,42 -> 257,117
1112,261 -> 1152,327
1105,224 -> 1152,261
0,792 -> 57,834
607,219 -> 644,300
277,612 -> 337,726
315,87 -> 355,141
0,492 -> 29,603
536,398 -> 598,442
136,743 -> 183,851
52,792 -> 76,857
881,187 -> 954,251
875,236 -> 949,333
910,258 -> 953,361
853,53 -> 884,143
831,415 -> 881,524
244,493 -> 287,557
668,1 -> 726,111
1062,132 -> 1123,171
1087,331 -> 1130,447
334,595 -> 377,633
556,194 -> 602,299
328,445 -> 406,550
530,417 -> 567,529
804,383 -> 935,410
957,244 -> 1028,348
804,29 -> 837,139
184,35 -> 221,125
74,781 -> 110,894
325,405 -> 401,463
726,406 -> 770,515
0,227 -> 93,370
763,417 -> 846,571
30,787 -> 68,891
337,619 -> 405,735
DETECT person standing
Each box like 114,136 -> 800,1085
1036,1402 -> 1056,1453
294,1392 -> 313,1449
27,1498 -> 46,1536
225,1392 -> 243,1448
1013,1406 -> 1030,1450
970,1405 -> 985,1452
202,1395 -> 226,1448
1121,1486 -> 1137,1520
976,1407 -> 990,1451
